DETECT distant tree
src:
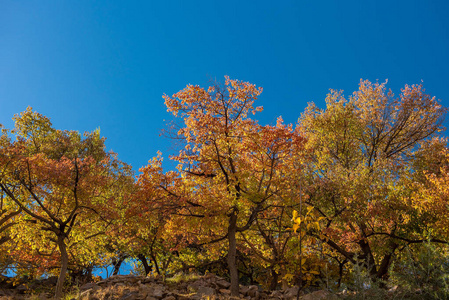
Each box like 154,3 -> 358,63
110,158 -> 177,277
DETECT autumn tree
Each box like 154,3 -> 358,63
139,77 -> 304,295
110,155 -> 179,276
298,80 -> 447,282
0,107 -> 133,299
0,125 -> 23,274
411,145 -> 449,240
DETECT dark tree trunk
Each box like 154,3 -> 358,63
270,268 -> 278,290
337,259 -> 347,288
228,210 -> 239,297
55,235 -> 68,300
151,254 -> 161,275
358,239 -> 376,272
376,243 -> 398,279
137,254 -> 153,276
112,255 -> 127,276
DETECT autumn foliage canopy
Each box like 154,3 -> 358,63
0,77 -> 447,298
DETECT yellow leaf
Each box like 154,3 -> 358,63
306,206 -> 313,215
293,223 -> 300,233
292,210 -> 298,221
283,273 -> 294,282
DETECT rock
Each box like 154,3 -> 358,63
80,282 -> 98,291
284,286 -> 299,299
247,285 -> 259,298
189,278 -> 207,290
0,273 -> 341,300
142,277 -> 156,284
219,288 -> 231,295
269,290 -> 284,299
216,279 -> 231,289
152,284 -> 165,299
120,291 -> 140,300
196,285 -> 216,296
139,284 -> 155,295
164,292 -> 175,298
300,290 -> 338,300
174,282 -> 187,291
240,285 -> 250,295
203,273 -> 216,280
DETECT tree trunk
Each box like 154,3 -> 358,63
228,210 -> 239,297
337,260 -> 347,288
376,243 -> 398,279
137,254 -> 153,275
151,253 -> 161,275
55,235 -> 68,300
269,268 -> 278,290
112,255 -> 126,276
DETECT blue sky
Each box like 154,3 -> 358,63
1,1 -> 448,172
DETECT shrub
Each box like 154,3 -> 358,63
390,241 -> 449,299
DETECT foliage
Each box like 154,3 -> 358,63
297,79 -> 447,282
390,241 -> 449,299
165,272 -> 200,284
139,77 -> 305,295
0,78 -> 447,298
0,107 -> 133,298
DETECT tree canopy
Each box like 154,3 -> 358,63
0,78 -> 447,298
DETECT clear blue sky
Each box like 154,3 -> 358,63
1,1 -> 448,171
